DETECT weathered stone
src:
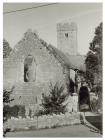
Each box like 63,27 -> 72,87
57,22 -> 77,55
3,30 -> 70,109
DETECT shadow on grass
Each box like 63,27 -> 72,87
85,114 -> 102,134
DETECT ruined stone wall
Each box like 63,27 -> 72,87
3,30 -> 69,108
3,58 -> 23,88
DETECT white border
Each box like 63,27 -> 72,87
2,0 -> 104,3
0,0 -> 104,140
0,0 -> 3,140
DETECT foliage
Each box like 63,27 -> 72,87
3,87 -> 14,104
85,22 -> 102,111
90,99 -> 98,112
3,39 -> 12,58
18,105 -> 26,118
3,105 -> 18,119
35,109 -> 46,116
3,104 -> 26,137
3,105 -> 11,120
41,83 -> 67,115
3,87 -> 14,136
10,105 -> 19,118
3,87 -> 25,136
4,105 -> 26,119
3,86 -> 14,122
85,22 -> 102,87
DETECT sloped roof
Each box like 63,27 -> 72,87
46,44 -> 86,72
66,53 -> 86,71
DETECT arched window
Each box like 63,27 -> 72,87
65,33 -> 68,38
24,55 -> 36,82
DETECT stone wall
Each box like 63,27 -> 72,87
57,22 -> 78,55
5,113 -> 81,131
3,30 -> 70,107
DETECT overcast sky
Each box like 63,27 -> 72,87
3,3 -> 102,55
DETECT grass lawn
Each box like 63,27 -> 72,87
85,114 -> 102,131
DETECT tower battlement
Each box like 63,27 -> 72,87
57,22 -> 77,31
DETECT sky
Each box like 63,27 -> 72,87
3,3 -> 102,55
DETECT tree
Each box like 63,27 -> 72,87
85,22 -> 102,111
3,86 -> 14,136
41,83 -> 67,115
3,39 -> 12,58
85,22 -> 102,86
3,87 -> 14,119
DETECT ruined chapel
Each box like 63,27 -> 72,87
3,21 -> 86,113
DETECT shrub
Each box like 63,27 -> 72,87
91,84 -> 102,111
4,105 -> 26,119
18,105 -> 26,118
3,87 -> 15,122
3,105 -> 11,121
90,99 -> 98,112
35,109 -> 45,116
10,105 -> 20,118
41,82 -> 67,115
3,87 -> 14,136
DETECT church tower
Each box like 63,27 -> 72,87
57,21 -> 78,55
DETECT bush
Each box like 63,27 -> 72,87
3,87 -> 14,122
90,99 -> 98,112
41,82 -> 67,115
91,84 -> 102,111
35,109 -> 46,116
3,105 -> 11,121
3,87 -> 14,136
10,105 -> 20,118
4,105 -> 26,119
18,105 -> 26,118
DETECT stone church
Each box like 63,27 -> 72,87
3,21 -> 86,114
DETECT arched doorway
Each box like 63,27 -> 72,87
24,55 -> 36,82
79,86 -> 90,112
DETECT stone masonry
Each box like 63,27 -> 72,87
3,29 -> 70,114
57,22 -> 78,55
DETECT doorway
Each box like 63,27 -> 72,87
79,86 -> 90,111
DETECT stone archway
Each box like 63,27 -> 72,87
24,55 -> 36,82
79,86 -> 90,112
